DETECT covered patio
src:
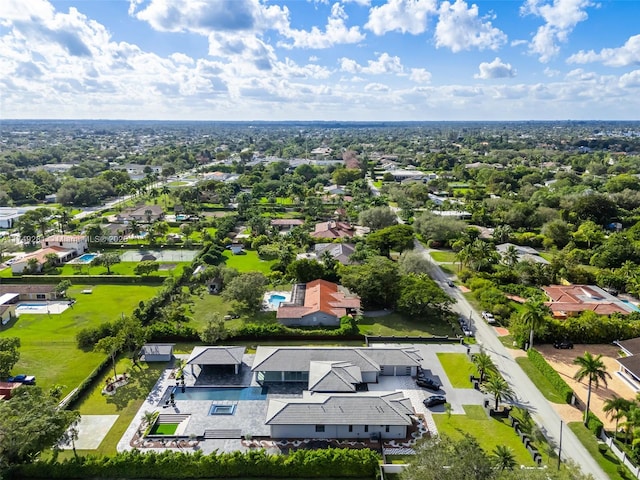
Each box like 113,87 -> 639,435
187,346 -> 247,377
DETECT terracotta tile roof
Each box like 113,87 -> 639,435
277,279 -> 360,320
0,284 -> 56,295
270,219 -> 304,226
14,246 -> 73,265
310,221 -> 354,239
543,284 -> 632,317
43,235 -> 87,242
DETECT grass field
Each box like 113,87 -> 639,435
516,357 -> 567,404
434,405 -> 539,467
569,422 -> 630,480
429,250 -> 458,263
0,284 -> 159,395
221,249 -> 277,274
357,312 -> 456,337
436,353 -> 474,388
439,264 -> 456,275
150,423 -> 179,435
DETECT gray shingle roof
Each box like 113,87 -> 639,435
362,347 -> 422,366
308,361 -> 362,392
140,344 -> 174,356
265,391 -> 413,426
187,346 -> 246,365
252,347 -> 380,373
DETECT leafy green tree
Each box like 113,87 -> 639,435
573,352 -> 611,426
472,349 -> 497,383
91,253 -> 121,274
397,273 -> 453,319
0,337 -> 20,378
520,301 -> 550,350
339,256 -> 400,308
134,260 -> 159,276
55,280 -> 73,297
0,386 -> 79,467
95,335 -> 123,380
482,374 -> 516,410
222,272 -> 268,312
286,258 -> 326,283
541,219 -> 573,248
366,224 -> 414,256
413,211 -> 467,245
199,313 -> 229,344
358,206 -> 397,231
603,395 -> 632,434
572,220 -> 605,248
397,249 -> 433,275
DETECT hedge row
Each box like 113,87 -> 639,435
526,348 -> 574,404
9,447 -> 380,479
1,275 -> 164,285
587,411 -> 604,437
63,353 -> 113,410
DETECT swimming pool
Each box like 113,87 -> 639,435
622,300 -> 640,312
76,253 -> 98,264
268,294 -> 287,308
171,386 -> 267,401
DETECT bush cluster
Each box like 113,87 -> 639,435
526,348 -> 574,404
9,448 -> 380,479
586,411 -> 604,436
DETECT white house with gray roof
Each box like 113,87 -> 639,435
251,346 -> 421,385
187,346 -> 246,374
265,391 -> 414,440
308,361 -> 363,393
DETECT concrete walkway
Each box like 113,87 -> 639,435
414,240 -> 607,480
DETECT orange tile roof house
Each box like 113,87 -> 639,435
310,220 -> 355,239
542,285 -> 636,318
277,279 -> 360,327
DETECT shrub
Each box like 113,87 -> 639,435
527,348 -> 574,404
587,411 -> 604,436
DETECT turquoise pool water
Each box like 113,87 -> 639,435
172,386 -> 267,401
76,253 -> 97,264
622,300 -> 640,312
268,294 -> 287,307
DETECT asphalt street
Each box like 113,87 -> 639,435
414,239 -> 607,479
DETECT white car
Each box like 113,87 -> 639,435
482,311 -> 496,324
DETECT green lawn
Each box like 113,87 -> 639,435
569,422 -> 631,480
357,312 -> 457,337
150,423 -> 179,435
53,358 -> 167,458
436,353 -> 474,388
221,249 -> 277,274
258,197 -> 295,205
430,250 -> 458,263
434,405 -> 539,467
0,284 -> 159,396
516,357 -> 567,404
56,262 -> 189,277
439,264 -> 456,275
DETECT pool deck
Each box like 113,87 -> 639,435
262,290 -> 292,311
16,301 -> 71,316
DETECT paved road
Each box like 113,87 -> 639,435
414,240 -> 606,480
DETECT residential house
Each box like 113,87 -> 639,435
310,220 -> 355,240
41,235 -> 88,253
0,208 -> 23,229
265,391 -> 413,440
276,279 -> 360,327
0,284 -> 58,301
251,345 -> 421,384
11,246 -> 76,274
116,205 -> 165,224
270,219 -> 304,233
542,285 -> 636,319
187,346 -> 246,375
615,338 -> 640,391
312,243 -> 356,265
496,243 -> 550,265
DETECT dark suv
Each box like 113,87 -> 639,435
416,377 -> 441,391
554,339 -> 574,349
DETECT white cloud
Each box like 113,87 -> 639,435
521,0 -> 594,62
364,82 -> 390,92
474,57 -> 516,79
435,0 -> 507,52
365,0 -> 437,35
410,68 -> 432,83
544,66 -> 560,77
619,70 -> 640,88
339,53 -> 404,75
567,34 -> 640,67
278,3 -> 365,49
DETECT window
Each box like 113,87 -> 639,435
36,294 -> 46,300
364,425 -> 369,433
348,425 -> 353,432
385,426 -> 390,433
315,425 -> 325,433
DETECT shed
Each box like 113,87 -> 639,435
187,346 -> 246,374
139,344 -> 175,362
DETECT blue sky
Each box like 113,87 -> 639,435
1,0 -> 639,121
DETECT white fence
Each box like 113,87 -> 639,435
599,429 -> 640,478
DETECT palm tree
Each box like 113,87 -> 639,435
573,352 -> 612,426
56,207 -> 72,235
491,445 -> 517,471
482,374 -> 516,410
502,244 -> 520,267
519,301 -> 550,350
472,350 -> 497,383
603,395 -> 632,435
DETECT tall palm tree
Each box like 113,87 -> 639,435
520,301 -> 550,350
502,244 -> 520,267
573,352 -> 611,426
482,374 -> 516,410
491,445 -> 517,471
603,395 -> 632,434
56,207 -> 72,235
472,350 -> 497,383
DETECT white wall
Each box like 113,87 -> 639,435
270,423 -> 406,440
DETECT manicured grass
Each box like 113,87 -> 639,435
430,250 -> 458,263
434,405 -> 538,467
516,357 -> 566,404
436,353 -> 474,388
150,423 -> 179,435
221,249 -> 277,274
439,264 -> 456,275
56,262 -> 189,277
53,358 -> 167,458
258,197 -> 295,205
569,422 -> 630,480
357,312 -> 457,337
0,284 -> 159,396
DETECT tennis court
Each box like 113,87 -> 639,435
120,250 -> 199,262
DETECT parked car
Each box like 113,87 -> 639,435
447,280 -> 455,288
423,395 -> 447,408
7,374 -> 36,385
554,339 -> 574,349
416,377 -> 441,391
481,311 -> 496,324
462,327 -> 474,337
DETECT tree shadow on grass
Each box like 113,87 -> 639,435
105,366 -> 164,410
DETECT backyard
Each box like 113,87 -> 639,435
436,352 -> 474,388
0,284 -> 159,395
357,312 -> 458,337
221,249 -> 277,274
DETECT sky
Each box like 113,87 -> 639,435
1,0 -> 639,121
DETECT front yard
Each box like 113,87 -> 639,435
436,353 -> 474,388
